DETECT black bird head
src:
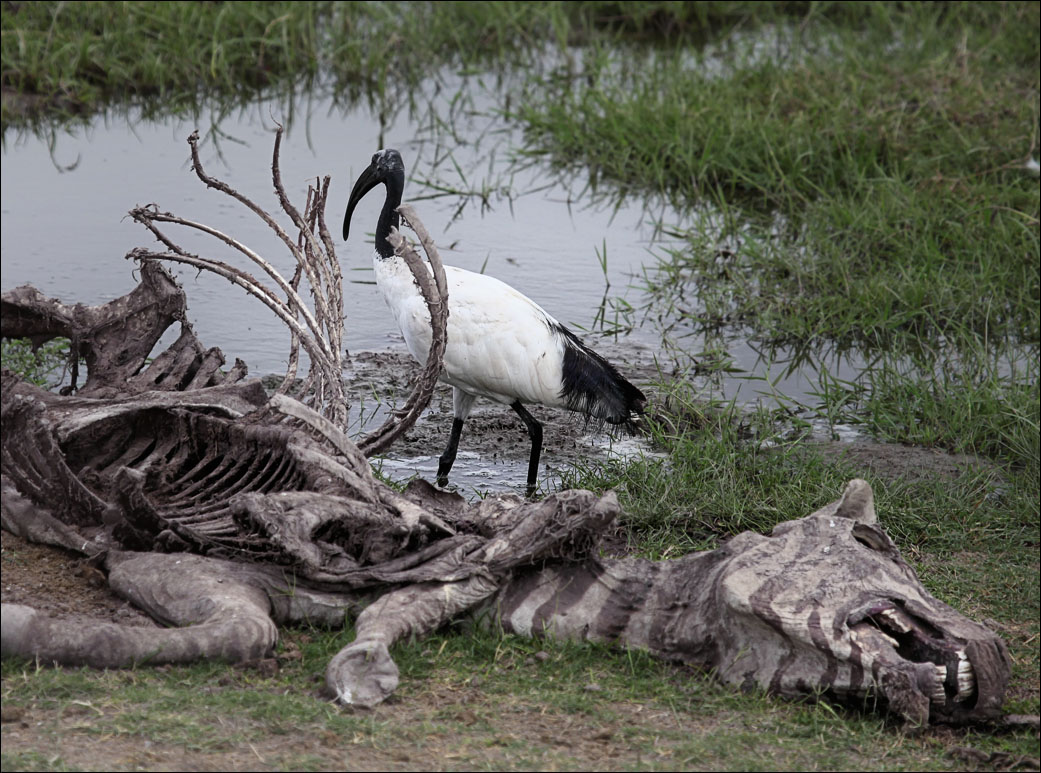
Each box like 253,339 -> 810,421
343,149 -> 406,249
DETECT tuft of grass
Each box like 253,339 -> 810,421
847,356 -> 1039,470
567,378 -> 1033,554
519,2 -> 1040,354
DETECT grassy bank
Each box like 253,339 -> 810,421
1,1 -> 929,124
519,1 -> 1039,546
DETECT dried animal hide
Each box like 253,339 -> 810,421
494,480 -> 1010,726
0,268 -> 1011,725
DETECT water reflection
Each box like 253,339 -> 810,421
1,76 -> 666,382
6,63 -> 1025,472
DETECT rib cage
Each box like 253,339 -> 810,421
60,408 -> 315,557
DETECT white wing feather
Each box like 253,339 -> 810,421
373,258 -> 568,408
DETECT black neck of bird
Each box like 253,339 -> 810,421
375,171 -> 404,259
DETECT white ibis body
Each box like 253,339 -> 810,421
343,149 -> 645,494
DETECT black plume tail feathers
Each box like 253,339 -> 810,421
555,325 -> 646,430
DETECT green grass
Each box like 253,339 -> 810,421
519,2 -> 1039,354
846,355 -> 1039,469
3,623 -> 1038,771
565,380 -> 1035,555
0,338 -> 72,387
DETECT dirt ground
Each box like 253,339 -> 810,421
1,346 -> 1034,771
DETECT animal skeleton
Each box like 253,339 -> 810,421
1,267 -> 1010,726
0,133 -> 1011,726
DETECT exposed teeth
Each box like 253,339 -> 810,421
879,607 -> 912,633
850,625 -> 899,650
956,651 -> 975,700
932,664 -> 948,705
876,629 -> 900,649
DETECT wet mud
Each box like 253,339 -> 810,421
337,340 -> 666,496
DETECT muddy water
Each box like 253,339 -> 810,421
1,80 -> 668,369
0,76 -> 869,493
0,79 -> 674,492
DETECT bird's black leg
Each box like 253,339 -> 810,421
437,417 -> 465,487
510,401 -> 543,497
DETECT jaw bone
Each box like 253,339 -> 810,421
850,600 -> 978,709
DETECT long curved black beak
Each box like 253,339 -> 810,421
343,162 -> 383,241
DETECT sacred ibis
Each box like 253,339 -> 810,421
343,149 -> 645,494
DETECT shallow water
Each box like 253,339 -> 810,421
2,74 -> 903,492
1,79 -> 669,373
0,73 -> 888,409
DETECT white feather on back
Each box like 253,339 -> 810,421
373,256 -> 568,408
